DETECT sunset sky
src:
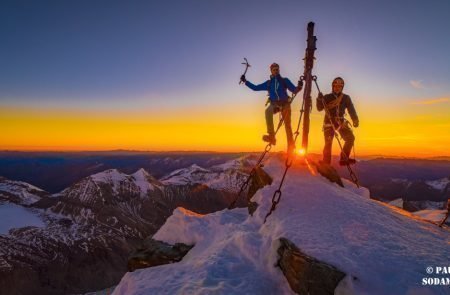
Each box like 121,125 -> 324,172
1,0 -> 449,157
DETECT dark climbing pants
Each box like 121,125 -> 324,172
265,102 -> 294,147
323,125 -> 355,164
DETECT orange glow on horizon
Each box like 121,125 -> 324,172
1,99 -> 449,158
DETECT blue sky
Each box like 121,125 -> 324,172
1,0 -> 449,109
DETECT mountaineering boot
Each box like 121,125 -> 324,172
262,133 -> 276,145
339,158 -> 356,166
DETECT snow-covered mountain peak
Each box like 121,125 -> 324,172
209,155 -> 258,172
159,161 -> 247,193
54,168 -> 162,208
114,156 -> 450,295
131,168 -> 161,196
426,177 -> 450,192
90,168 -> 130,184
0,178 -> 44,193
131,168 -> 150,178
131,168 -> 154,184
210,159 -> 243,171
160,157 -> 255,186
160,164 -> 211,185
0,177 -> 46,205
188,163 -> 209,172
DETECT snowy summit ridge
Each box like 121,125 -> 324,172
160,159 -> 252,193
114,156 -> 450,295
0,176 -> 46,205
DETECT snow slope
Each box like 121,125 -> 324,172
160,161 -> 249,193
131,168 -> 160,197
113,156 -> 450,295
0,177 -> 44,205
0,203 -> 45,235
389,198 -> 404,208
413,209 -> 447,223
60,168 -> 162,207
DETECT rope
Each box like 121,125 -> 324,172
312,76 -> 359,187
228,90 -> 300,209
228,117 -> 283,209
263,78 -> 306,222
263,75 -> 362,223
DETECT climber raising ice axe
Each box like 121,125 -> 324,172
240,62 -> 303,154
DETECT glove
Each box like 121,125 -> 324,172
316,93 -> 324,108
353,120 -> 359,128
297,80 -> 303,89
240,75 -> 246,83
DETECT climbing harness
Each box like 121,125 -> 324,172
263,75 -> 360,223
312,76 -> 360,187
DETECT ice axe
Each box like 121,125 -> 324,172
239,57 -> 251,84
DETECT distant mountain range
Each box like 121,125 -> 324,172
2,152 -> 450,200
334,157 -> 450,202
0,157 -> 254,294
0,151 -> 246,193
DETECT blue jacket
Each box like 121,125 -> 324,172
245,75 -> 298,102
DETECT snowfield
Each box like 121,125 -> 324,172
113,156 -> 450,295
413,209 -> 447,223
160,161 -> 249,194
0,203 -> 45,235
0,178 -> 43,205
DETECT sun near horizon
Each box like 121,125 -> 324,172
1,1 -> 449,159
1,98 -> 449,158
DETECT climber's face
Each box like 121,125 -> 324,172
332,79 -> 344,94
271,66 -> 280,76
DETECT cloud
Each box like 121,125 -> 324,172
411,97 -> 450,105
410,80 -> 425,89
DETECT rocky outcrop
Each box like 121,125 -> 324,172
313,161 -> 344,187
404,181 -> 448,202
247,166 -> 273,215
277,238 -> 346,295
247,166 -> 273,200
127,239 -> 193,272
